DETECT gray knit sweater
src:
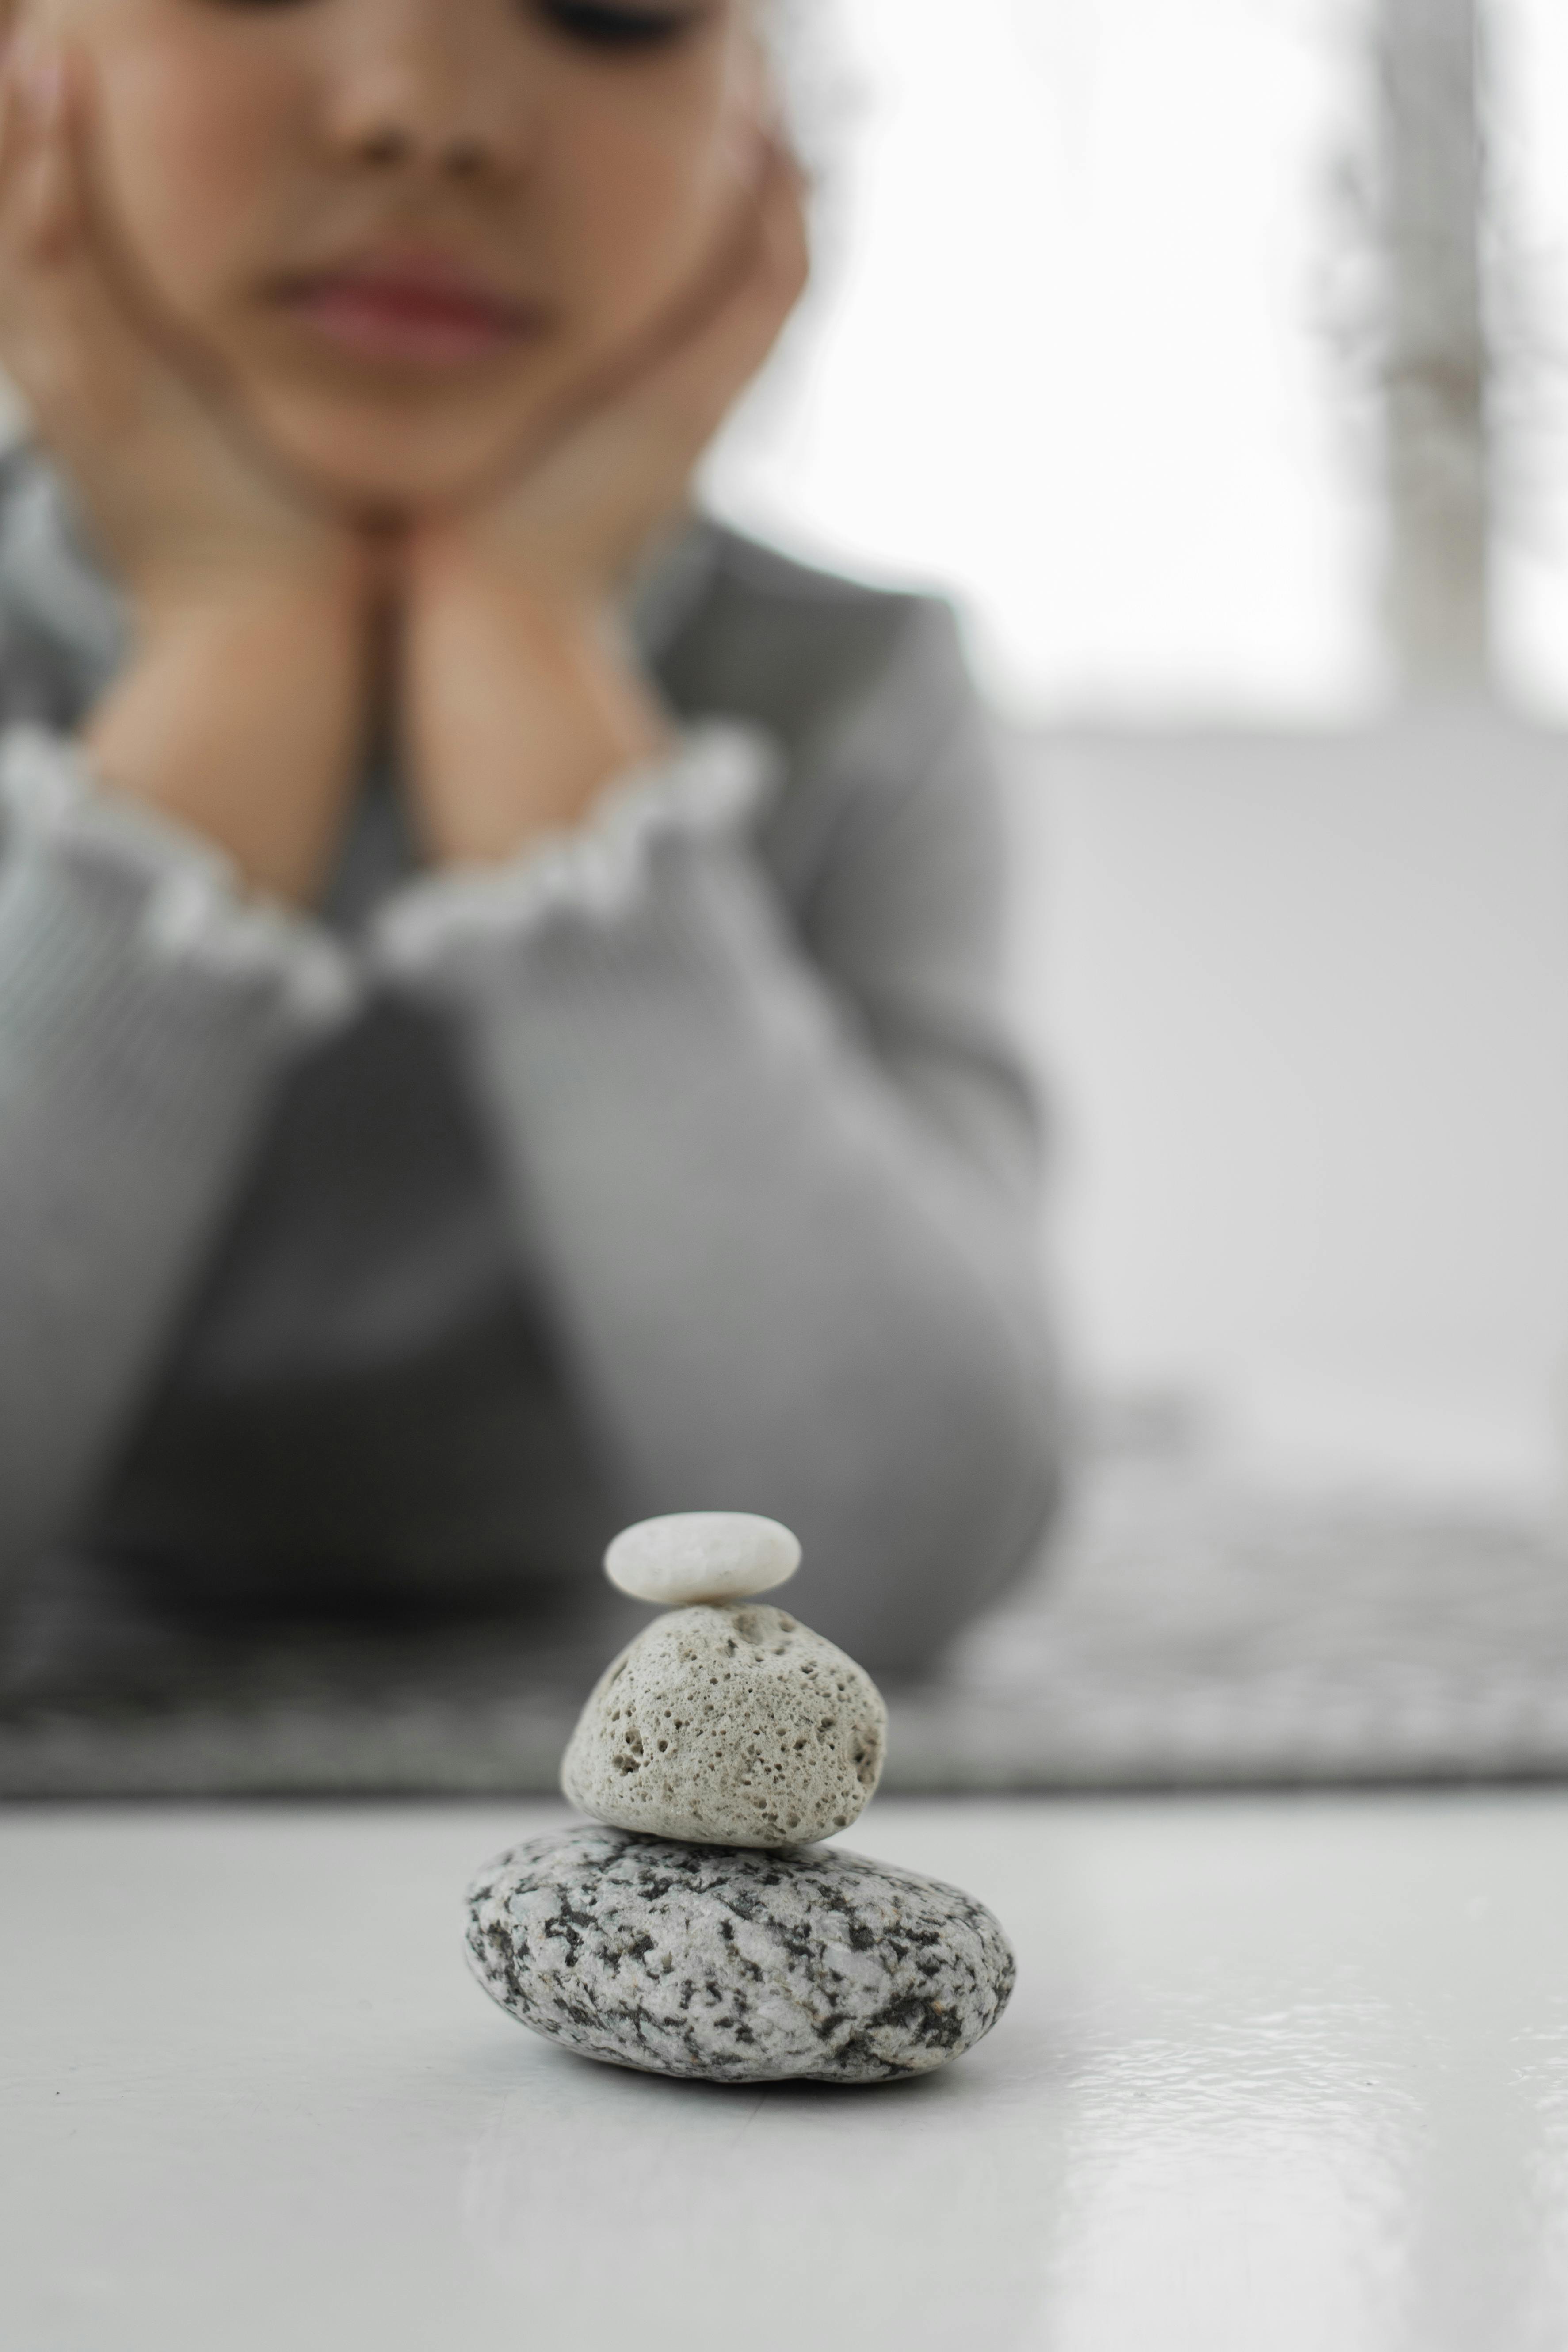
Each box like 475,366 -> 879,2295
0,453 -> 1057,1671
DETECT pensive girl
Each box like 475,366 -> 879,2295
0,0 -> 1057,1674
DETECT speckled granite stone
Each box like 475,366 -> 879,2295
466,1822 -> 1015,2083
560,1603 -> 886,1848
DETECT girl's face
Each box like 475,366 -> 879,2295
26,0 -> 766,509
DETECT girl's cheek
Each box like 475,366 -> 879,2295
90,45 -> 295,315
555,80 -> 756,325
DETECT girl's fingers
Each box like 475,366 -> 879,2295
0,48 -> 18,193
503,137 -> 807,552
0,41 -> 64,384
0,32 -> 41,201
0,38 -> 72,254
635,144 -> 809,448
17,45 -> 84,262
678,141 -> 809,376
739,144 -> 812,354
0,42 -> 158,445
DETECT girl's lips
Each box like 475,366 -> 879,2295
279,263 -> 547,369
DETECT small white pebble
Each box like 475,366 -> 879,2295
604,1512 -> 801,1607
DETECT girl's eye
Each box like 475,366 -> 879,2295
535,0 -> 707,51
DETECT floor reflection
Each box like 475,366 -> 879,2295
11,1796 -> 1568,2350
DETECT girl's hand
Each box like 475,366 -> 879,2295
0,41 -> 374,899
401,145 -> 809,867
0,38 -> 359,622
417,141 -> 809,621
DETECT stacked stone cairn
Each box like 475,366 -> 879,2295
465,1513 -> 1017,2085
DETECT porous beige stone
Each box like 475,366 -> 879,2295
603,1512 -> 801,1607
561,1603 -> 886,1848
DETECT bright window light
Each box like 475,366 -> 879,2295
1492,0 -> 1568,720
706,0 -> 1384,725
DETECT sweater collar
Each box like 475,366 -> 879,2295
0,448 -> 127,709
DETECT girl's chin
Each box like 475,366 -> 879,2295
242,393 -> 529,520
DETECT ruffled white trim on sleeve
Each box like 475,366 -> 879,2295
0,724 -> 361,1031
370,721 -> 777,987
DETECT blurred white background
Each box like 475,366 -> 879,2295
717,0 -> 1378,722
1494,0 -> 1568,717
707,0 -> 1568,1511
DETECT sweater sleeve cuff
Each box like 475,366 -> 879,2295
0,724 -> 362,1036
368,722 -> 777,994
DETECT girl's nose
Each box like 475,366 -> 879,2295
324,0 -> 531,189
348,122 -> 493,185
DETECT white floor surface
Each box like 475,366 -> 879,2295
6,1794 -> 1568,2352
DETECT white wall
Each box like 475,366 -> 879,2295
1008,717 -> 1568,1506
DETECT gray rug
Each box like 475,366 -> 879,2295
5,1455 -> 1568,1796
